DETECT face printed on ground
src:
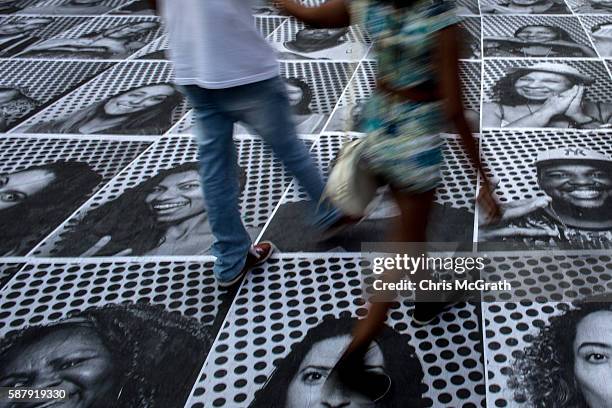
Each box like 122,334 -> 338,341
0,326 -> 117,408
103,85 -> 175,116
294,28 -> 346,49
516,26 -> 558,42
145,170 -> 205,223
0,19 -> 51,36
539,163 -> 612,209
286,83 -> 304,107
0,169 -> 56,211
573,311 -> 612,408
105,22 -> 157,39
285,335 -> 385,408
514,72 -> 573,101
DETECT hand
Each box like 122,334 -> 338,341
477,179 -> 502,226
478,179 -> 550,226
538,86 -> 579,117
80,235 -> 133,257
564,85 -> 591,122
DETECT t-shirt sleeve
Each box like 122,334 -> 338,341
427,1 -> 460,32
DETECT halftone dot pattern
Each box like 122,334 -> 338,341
184,255 -> 486,408
458,0 -> 481,15
482,15 -> 595,55
20,0 -> 131,11
479,252 -> 612,302
31,135 -> 297,256
0,59 -> 113,129
483,58 -> 612,104
461,61 -> 483,111
11,61 -> 189,133
459,16 -> 482,59
1,15 -> 92,41
0,264 -> 23,291
129,33 -> 167,59
284,133 -> 477,211
256,16 -> 286,38
480,129 -> 612,203
0,134 -> 151,181
167,110 -> 195,134
280,61 -> 355,114
0,259 -> 228,338
480,0 -> 572,13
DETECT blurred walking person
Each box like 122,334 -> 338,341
151,0 -> 352,288
278,0 -> 500,381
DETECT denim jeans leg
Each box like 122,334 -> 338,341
180,85 -> 251,281
231,77 -> 342,228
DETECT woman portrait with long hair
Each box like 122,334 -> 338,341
57,162 -> 249,257
0,302 -> 211,408
482,63 -> 612,129
26,82 -> 183,135
484,25 -> 596,58
248,316 -> 424,408
18,20 -> 160,59
510,295 -> 612,408
0,161 -> 102,256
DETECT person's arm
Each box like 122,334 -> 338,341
276,0 -> 350,28
435,25 -> 500,221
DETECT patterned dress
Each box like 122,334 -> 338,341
349,0 -> 458,193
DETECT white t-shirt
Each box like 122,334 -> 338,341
160,0 -> 279,89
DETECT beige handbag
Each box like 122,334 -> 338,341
322,138 -> 378,216
321,59 -> 379,217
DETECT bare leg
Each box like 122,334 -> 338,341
343,188 -> 436,357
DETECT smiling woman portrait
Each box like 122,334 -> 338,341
0,303 -> 211,408
510,295 -> 612,408
483,63 -> 612,129
25,82 -> 183,135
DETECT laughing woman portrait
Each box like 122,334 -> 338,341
482,63 -> 612,129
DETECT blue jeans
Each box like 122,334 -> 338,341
180,76 -> 340,281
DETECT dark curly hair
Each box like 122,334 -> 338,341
0,161 -> 102,256
510,295 -> 612,407
284,77 -> 313,115
57,162 -> 247,256
248,316 -> 424,408
0,302 -> 211,408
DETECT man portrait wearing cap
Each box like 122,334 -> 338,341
481,147 -> 612,249
483,63 -> 612,129
273,27 -> 365,61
